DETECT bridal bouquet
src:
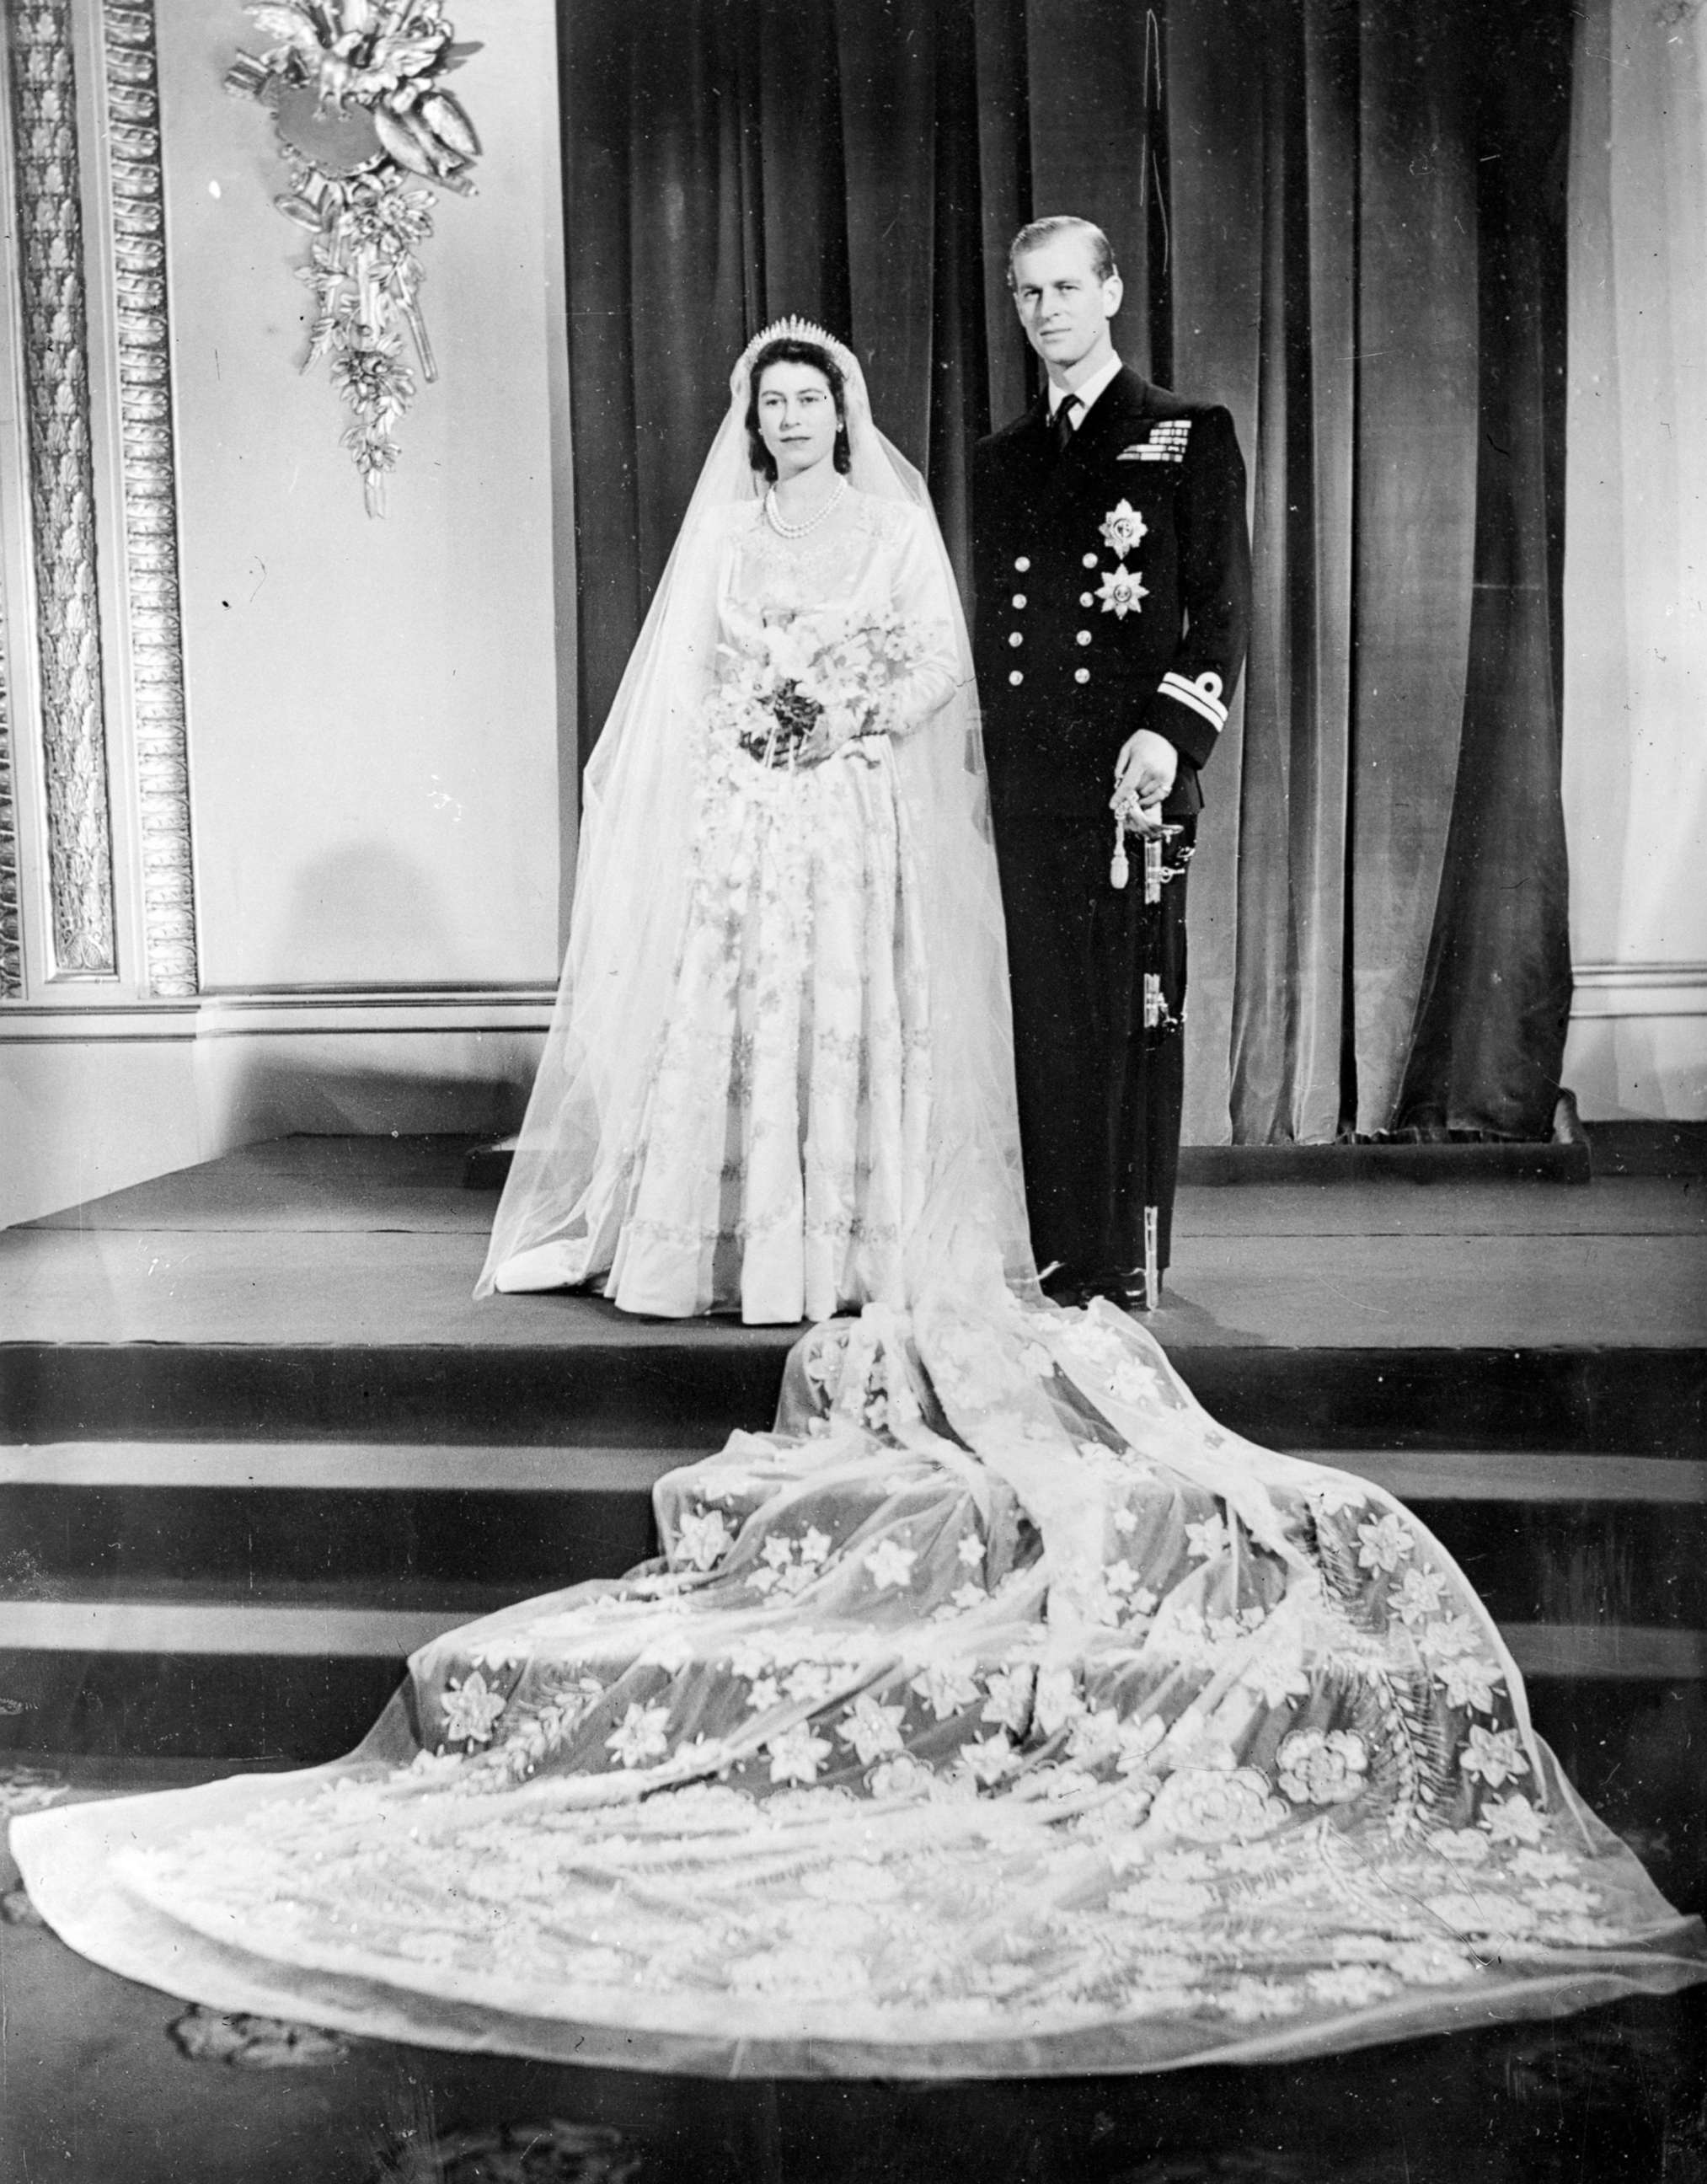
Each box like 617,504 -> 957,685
707,608 -> 928,768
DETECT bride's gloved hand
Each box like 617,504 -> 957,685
797,701 -> 886,766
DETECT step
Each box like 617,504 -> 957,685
466,1137 -> 1599,1191
462,1122 -> 1705,1190
2,1612 -> 1699,1915
5,1341 -> 1702,1453
0,1444 -> 677,1597
3,1441 -> 1699,1496
3,1446 -> 1703,1631
0,1599 -> 1696,1678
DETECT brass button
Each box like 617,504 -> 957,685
1082,553 -> 1098,569
1079,592 -> 1094,608
1009,669 -> 1024,686
1014,555 -> 1031,572
1075,630 -> 1092,646
1009,630 -> 1024,648
1074,667 -> 1090,684
1012,593 -> 1027,609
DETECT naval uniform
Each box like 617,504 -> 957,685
973,362 -> 1250,1295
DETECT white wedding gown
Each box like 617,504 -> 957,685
495,493 -> 960,1324
13,1279 -> 1704,2076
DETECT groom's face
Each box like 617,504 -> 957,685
1011,233 -> 1121,379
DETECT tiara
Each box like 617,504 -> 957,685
734,316 -> 859,389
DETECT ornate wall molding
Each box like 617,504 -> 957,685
102,0 -> 196,996
1571,963 -> 1707,1018
0,583 -> 19,997
5,1 -> 116,977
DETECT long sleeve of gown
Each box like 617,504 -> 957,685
879,506 -> 963,735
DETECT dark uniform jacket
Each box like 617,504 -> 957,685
972,365 -> 1251,821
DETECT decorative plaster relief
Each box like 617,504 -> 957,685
225,2 -> 484,515
6,0 -> 116,977
0,592 -> 19,997
104,0 -> 196,997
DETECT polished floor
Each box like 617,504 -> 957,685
6,1131 -> 1704,1351
1,1828 -> 1702,2184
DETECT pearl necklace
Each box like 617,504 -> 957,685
764,476 -> 847,540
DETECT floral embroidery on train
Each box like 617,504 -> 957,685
107,1290 -> 1686,2064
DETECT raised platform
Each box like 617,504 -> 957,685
1,1134 -> 1703,1908
2,1134 -> 1704,2181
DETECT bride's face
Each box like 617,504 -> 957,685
756,362 -> 840,482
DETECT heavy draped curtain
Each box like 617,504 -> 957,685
557,0 -> 1574,1143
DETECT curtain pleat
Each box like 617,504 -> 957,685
1159,0 -> 1260,1144
1396,7 -> 1574,1138
971,0 -> 1031,433
560,16 -> 643,760
926,2 -> 993,585
1022,0 -> 1159,376
556,0 -> 1576,1144
1347,1 -> 1480,1134
1228,0 -> 1355,1148
836,4 -> 937,472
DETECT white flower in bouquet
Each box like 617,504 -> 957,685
709,606 -> 930,768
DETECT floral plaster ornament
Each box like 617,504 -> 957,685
225,2 -> 484,514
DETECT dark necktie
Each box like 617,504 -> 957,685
1051,392 -> 1081,461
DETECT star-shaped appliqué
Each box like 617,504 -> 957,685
1096,567 -> 1149,618
1100,500 -> 1148,558
438,1670 -> 508,1747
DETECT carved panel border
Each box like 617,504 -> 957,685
0,588 -> 18,996
6,0 -> 116,977
103,0 -> 195,994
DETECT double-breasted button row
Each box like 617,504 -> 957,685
1007,570 -> 1030,661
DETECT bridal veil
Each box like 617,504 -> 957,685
478,324 -> 1035,1303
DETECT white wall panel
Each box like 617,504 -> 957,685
157,1 -> 565,991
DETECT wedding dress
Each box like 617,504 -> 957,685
477,324 -> 1034,1318
12,329 -> 1700,2070
594,494 -> 955,1322
13,1277 -> 1703,2074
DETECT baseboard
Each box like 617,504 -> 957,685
0,993 -> 551,1227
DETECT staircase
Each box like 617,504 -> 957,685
1,1134 -> 1701,1918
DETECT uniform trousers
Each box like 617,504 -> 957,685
995,810 -> 1195,1287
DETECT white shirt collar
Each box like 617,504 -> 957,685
1048,352 -> 1124,421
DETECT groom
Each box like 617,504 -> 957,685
973,216 -> 1251,1308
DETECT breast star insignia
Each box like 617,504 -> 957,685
1096,566 -> 1150,618
1099,500 -> 1148,559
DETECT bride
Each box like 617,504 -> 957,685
10,334 -> 1703,2077
478,322 -> 1032,1321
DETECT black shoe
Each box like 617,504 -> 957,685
1093,1270 -> 1166,1313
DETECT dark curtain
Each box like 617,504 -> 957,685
1392,5 -> 1575,1138
556,0 -> 1574,1142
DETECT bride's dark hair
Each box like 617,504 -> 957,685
745,337 -> 853,480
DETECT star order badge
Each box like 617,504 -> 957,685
1097,566 -> 1149,618
1100,500 -> 1148,559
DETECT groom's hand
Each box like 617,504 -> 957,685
1112,728 -> 1178,821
